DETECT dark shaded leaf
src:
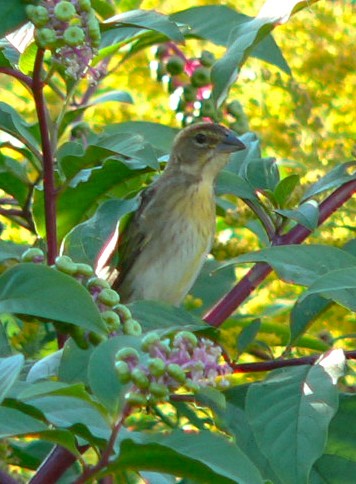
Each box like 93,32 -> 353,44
0,407 -> 47,438
290,295 -> 330,345
0,0 -> 27,37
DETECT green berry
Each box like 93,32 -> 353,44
166,55 -> 185,76
21,247 -> 45,263
191,66 -> 211,87
123,319 -> 142,336
126,391 -> 147,406
98,288 -> 120,307
115,360 -> 131,383
114,304 -> 132,322
55,255 -> 77,275
141,332 -> 161,352
63,25 -> 85,47
155,44 -> 168,59
185,379 -> 200,392
183,85 -> 197,103
167,363 -> 186,384
78,0 -> 92,12
87,277 -> 110,291
75,263 -> 94,277
200,50 -> 215,67
200,99 -> 215,118
131,368 -> 149,389
54,1 -> 76,22
35,28 -> 57,49
149,382 -> 169,398
174,331 -> 198,348
26,5 -> 49,27
87,15 -> 101,41
116,347 -> 140,363
88,332 -> 105,345
101,310 -> 121,330
156,61 -> 167,81
148,358 -> 166,377
227,100 -> 244,118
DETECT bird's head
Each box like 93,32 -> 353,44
167,123 -> 246,181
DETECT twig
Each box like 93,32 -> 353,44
31,48 -> 58,265
0,67 -> 33,88
204,179 -> 356,327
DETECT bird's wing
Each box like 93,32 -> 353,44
111,184 -> 157,290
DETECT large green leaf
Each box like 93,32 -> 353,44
234,245 -> 356,286
0,354 -> 24,403
246,350 -> 345,484
0,240 -> 28,262
216,171 -> 258,201
109,429 -> 264,483
0,153 -> 29,205
0,263 -> 106,335
0,0 -> 27,37
290,295 -> 330,345
0,407 -> 47,438
276,200 -> 319,231
299,267 -> 356,312
101,9 -> 184,48
63,198 -> 139,266
171,6 -> 290,74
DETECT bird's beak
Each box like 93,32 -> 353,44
216,132 -> 246,153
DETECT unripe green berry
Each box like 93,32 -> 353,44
200,50 -> 215,67
191,66 -> 211,87
185,379 -> 200,392
141,332 -> 161,352
88,331 -> 105,345
35,28 -> 57,48
63,25 -> 85,47
115,360 -> 131,383
87,277 -> 110,290
21,247 -> 45,263
123,319 -> 142,336
98,288 -> 120,307
54,1 -> 76,22
227,100 -> 244,118
174,331 -> 198,348
131,368 -> 149,389
149,382 -> 169,398
87,16 -> 101,41
167,363 -> 186,384
200,99 -> 215,118
183,85 -> 197,102
148,358 -> 166,377
116,347 -> 140,363
114,304 -> 131,322
75,263 -> 94,277
71,326 -> 89,350
166,55 -> 185,75
55,255 -> 77,275
26,5 -> 49,27
101,310 -> 121,330
155,44 -> 168,59
78,0 -> 92,12
126,391 -> 147,406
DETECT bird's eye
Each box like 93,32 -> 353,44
195,133 -> 207,145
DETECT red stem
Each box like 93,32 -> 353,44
31,49 -> 58,265
204,179 -> 356,327
0,66 -> 33,88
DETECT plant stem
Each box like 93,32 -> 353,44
0,469 -> 19,484
0,67 -> 33,88
204,179 -> 356,327
31,48 -> 58,265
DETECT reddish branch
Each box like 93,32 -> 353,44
31,49 -> 58,265
204,179 -> 356,327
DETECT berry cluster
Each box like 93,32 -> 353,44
155,43 -> 249,133
116,331 -> 232,406
20,249 -> 142,344
26,0 -> 101,79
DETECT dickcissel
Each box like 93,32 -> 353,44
111,122 -> 245,305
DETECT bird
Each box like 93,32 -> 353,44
110,122 -> 245,305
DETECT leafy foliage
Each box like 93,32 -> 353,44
0,0 -> 355,482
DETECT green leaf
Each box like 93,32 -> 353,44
0,102 -> 40,155
0,153 -> 29,205
290,295 -> 330,345
245,157 -> 279,192
274,175 -> 300,206
25,394 -> 111,440
101,9 -> 184,47
216,171 -> 258,201
171,6 -> 290,73
26,351 -> 63,383
91,0 -> 116,19
0,263 -> 107,335
246,350 -> 345,484
0,0 -> 27,37
276,200 -> 319,230
0,240 -> 28,262
110,429 -> 264,483
302,161 -> 356,201
88,335 -> 141,413
0,354 -> 24,403
63,198 -> 139,266
237,320 -> 261,355
0,407 -> 47,438
59,339 -> 94,385
235,245 -> 356,286
91,90 -> 134,105
34,160 -> 147,241
299,268 -> 356,312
